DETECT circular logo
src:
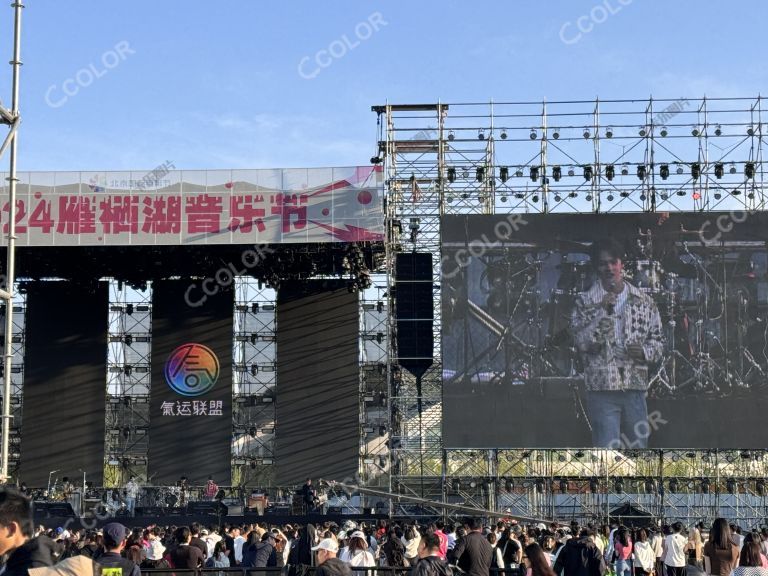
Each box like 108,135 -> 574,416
164,343 -> 220,397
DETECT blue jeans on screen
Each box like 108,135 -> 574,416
587,390 -> 649,448
125,496 -> 135,516
616,558 -> 632,576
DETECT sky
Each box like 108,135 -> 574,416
8,0 -> 768,171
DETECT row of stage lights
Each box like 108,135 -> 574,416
445,124 -> 764,141
450,477 -> 767,495
448,162 -> 757,184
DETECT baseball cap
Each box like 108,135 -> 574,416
311,538 -> 339,553
349,530 -> 366,541
102,522 -> 129,547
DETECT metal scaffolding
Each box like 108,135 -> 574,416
374,97 -> 768,524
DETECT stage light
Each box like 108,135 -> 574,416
478,129 -> 485,140
567,167 -> 575,177
531,194 -> 539,203
574,450 -> 585,459
469,479 -> 478,489
500,129 -> 508,140
605,165 -> 615,180
669,478 -> 678,493
585,194 -> 592,201
748,125 -> 756,136
745,162 -> 755,179
605,127 -> 613,138
370,156 -> 381,164
659,164 -> 669,180
757,480 -> 766,496
714,192 -> 722,200
554,194 -> 562,202
499,195 -> 508,203
583,127 -> 591,139
476,166 -> 485,181
692,126 -> 700,137
714,163 -> 724,179
606,194 -> 614,201
452,478 -> 461,492
589,478 -> 599,493
552,128 -> 560,139
535,479 -> 545,493
614,479 -> 624,493
637,165 -> 647,180
692,191 -> 701,200
645,479 -> 656,493
639,126 -> 647,137
569,191 -> 578,198
505,479 -> 513,491
741,450 -> 752,459
639,193 -> 646,201
530,166 -> 539,181
660,193 -> 668,200
714,124 -> 722,136
691,162 -> 701,179
500,166 -> 509,182
530,129 -> 537,140
732,188 -> 741,196
125,334 -> 133,346
377,301 -> 384,313
729,163 -> 737,174
447,167 -> 456,183
552,166 -> 562,181
583,165 -> 593,181
447,130 -> 455,141
660,126 -> 668,137
677,190 -> 686,196
620,191 -> 630,198
462,168 -> 469,178
515,167 -> 524,178
676,165 -> 684,174
621,164 -> 629,176
727,478 -> 736,494
515,192 -> 525,199
701,479 -> 710,494
126,304 -> 134,315
559,479 -> 568,493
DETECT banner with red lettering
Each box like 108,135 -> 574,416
0,166 -> 384,246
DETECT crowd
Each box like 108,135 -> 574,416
1,487 -> 767,576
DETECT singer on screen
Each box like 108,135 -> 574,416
571,238 -> 664,448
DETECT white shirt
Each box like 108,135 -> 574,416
233,535 -> 246,563
633,541 -> 656,571
664,533 -> 688,567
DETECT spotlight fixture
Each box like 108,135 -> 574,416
714,163 -> 724,179
567,167 -> 575,177
569,191 -> 577,198
370,155 -> 382,164
620,190 -> 630,198
476,166 -> 485,182
554,194 -> 562,202
606,193 -> 614,201
535,479 -> 545,493
447,130 -> 455,141
677,190 -> 686,196
645,479 -> 656,493
621,164 -> 629,176
499,166 -> 509,183
745,162 -> 755,179
605,127 -> 613,138
469,479 -> 478,489
676,165 -> 684,175
757,479 -> 766,496
552,165 -> 562,181
515,167 -> 524,178
505,479 -> 513,492
659,164 -> 669,180
714,124 -> 722,136
701,478 -> 710,494
668,478 -> 678,493
531,194 -> 539,203
747,125 -> 756,136
639,126 -> 647,137
692,191 -> 701,200
714,192 -> 722,200
478,129 -> 485,140
583,127 -> 591,139
583,165 -> 593,181
585,194 -> 592,201
500,128 -> 508,140
605,165 -> 615,181
691,162 -> 701,180
552,128 -> 560,139
637,165 -> 647,180
447,167 -> 456,183
692,126 -> 700,137
559,479 -> 568,494
514,192 -> 524,199
729,163 -> 737,174
529,128 -> 537,140
499,195 -> 508,202
660,126 -> 668,137
614,479 -> 624,493
726,478 -> 736,494
530,166 -> 539,181
660,192 -> 668,200
589,478 -> 599,493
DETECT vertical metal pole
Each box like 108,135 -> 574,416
1,1 -> 23,483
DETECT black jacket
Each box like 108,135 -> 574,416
452,531 -> 493,576
553,537 -> 606,576
412,555 -> 453,576
3,535 -> 58,576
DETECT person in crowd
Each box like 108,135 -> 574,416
189,522 -> 208,559
402,524 -> 422,566
242,528 -> 262,566
380,527 -> 407,567
205,540 -> 230,569
663,522 -> 689,576
689,522 -> 704,570
232,525 -> 246,565
340,530 -> 376,575
553,527 -> 606,576
141,537 -> 171,572
452,518 -> 493,576
252,532 -> 278,568
743,532 -> 768,568
413,532 -> 452,576
170,525 -> 204,570
96,522 -> 141,576
498,525 -> 523,568
703,518 -> 740,576
0,489 -> 57,575
313,538 -> 351,576
733,540 -> 768,576
632,528 -> 655,576
614,526 -> 633,576
487,532 -> 504,572
571,237 -> 664,448
434,520 -> 449,560
526,542 -> 557,576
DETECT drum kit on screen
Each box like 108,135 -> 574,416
454,229 -> 768,398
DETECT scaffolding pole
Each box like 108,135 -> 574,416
0,1 -> 23,483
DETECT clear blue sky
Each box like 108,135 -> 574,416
11,0 -> 768,171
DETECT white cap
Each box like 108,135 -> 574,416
311,538 -> 339,553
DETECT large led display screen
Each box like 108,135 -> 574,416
442,212 -> 768,448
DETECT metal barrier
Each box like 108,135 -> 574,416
139,565 -> 527,576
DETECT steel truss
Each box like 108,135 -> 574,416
375,97 -> 768,524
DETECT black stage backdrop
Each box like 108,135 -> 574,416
21,281 -> 108,486
442,212 -> 768,449
275,280 -> 359,486
148,280 -> 232,484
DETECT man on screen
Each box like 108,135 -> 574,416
571,238 -> 664,448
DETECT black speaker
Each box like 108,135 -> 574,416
135,506 -> 163,516
33,502 -> 75,518
266,504 -> 291,515
187,501 -> 227,516
395,253 -> 434,377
